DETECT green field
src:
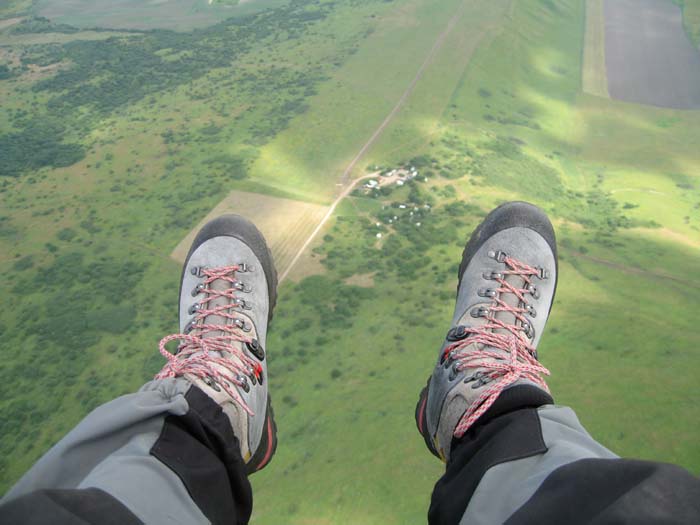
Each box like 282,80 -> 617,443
1,0 -> 699,522
677,0 -> 700,46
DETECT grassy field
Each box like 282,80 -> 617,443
0,0 -> 699,522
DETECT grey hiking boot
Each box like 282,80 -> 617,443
156,215 -> 277,473
415,202 -> 558,462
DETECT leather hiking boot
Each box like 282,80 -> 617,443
415,201 -> 558,462
156,215 -> 278,473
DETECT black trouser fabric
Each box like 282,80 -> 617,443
0,488 -> 142,525
429,402 -> 700,524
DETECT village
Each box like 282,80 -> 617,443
361,164 -> 425,192
357,164 -> 432,240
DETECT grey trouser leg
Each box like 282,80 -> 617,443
461,405 -> 616,524
0,378 -> 252,525
429,399 -> 700,524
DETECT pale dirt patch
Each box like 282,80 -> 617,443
23,61 -> 66,82
582,0 -> 609,98
343,272 -> 376,288
171,191 -> 329,279
0,17 -> 23,30
629,227 -> 700,251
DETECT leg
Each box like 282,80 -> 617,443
415,202 -> 700,524
1,215 -> 278,525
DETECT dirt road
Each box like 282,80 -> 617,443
278,172 -> 378,282
280,0 -> 484,282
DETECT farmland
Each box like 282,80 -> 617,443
172,190 -> 329,278
1,0 -> 700,523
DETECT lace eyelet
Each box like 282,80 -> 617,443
471,306 -> 489,318
234,298 -> 251,310
234,282 -> 252,293
246,339 -> 265,360
203,376 -> 221,392
237,375 -> 250,393
234,318 -> 251,332
478,288 -> 497,298
487,250 -> 507,262
190,266 -> 206,277
188,303 -> 200,315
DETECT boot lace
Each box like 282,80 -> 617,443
156,265 -> 262,415
445,254 -> 550,437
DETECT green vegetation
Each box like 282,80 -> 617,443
676,0 -> 700,46
0,0 -> 699,523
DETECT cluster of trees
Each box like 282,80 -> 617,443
0,65 -> 14,80
2,0 -> 343,178
297,274 -> 376,330
0,121 -> 85,178
0,247 -> 148,470
11,16 -> 80,35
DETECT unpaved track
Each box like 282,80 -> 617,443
278,172 -> 377,282
571,251 -> 700,289
280,0 -> 484,283
338,0 -> 477,187
604,0 -> 700,109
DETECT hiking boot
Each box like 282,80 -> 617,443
156,215 -> 278,473
415,201 -> 558,462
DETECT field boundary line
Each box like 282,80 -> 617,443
571,251 -> 700,289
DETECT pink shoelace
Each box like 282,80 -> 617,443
156,265 -> 262,415
445,255 -> 551,438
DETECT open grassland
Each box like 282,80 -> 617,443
0,0 -> 699,523
172,190 -> 329,276
582,0 -> 608,98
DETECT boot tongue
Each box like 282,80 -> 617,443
185,275 -> 249,387
493,273 -> 525,338
202,278 -> 230,340
454,273 -> 526,356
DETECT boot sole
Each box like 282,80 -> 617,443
415,379 -> 440,459
246,396 -> 278,473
